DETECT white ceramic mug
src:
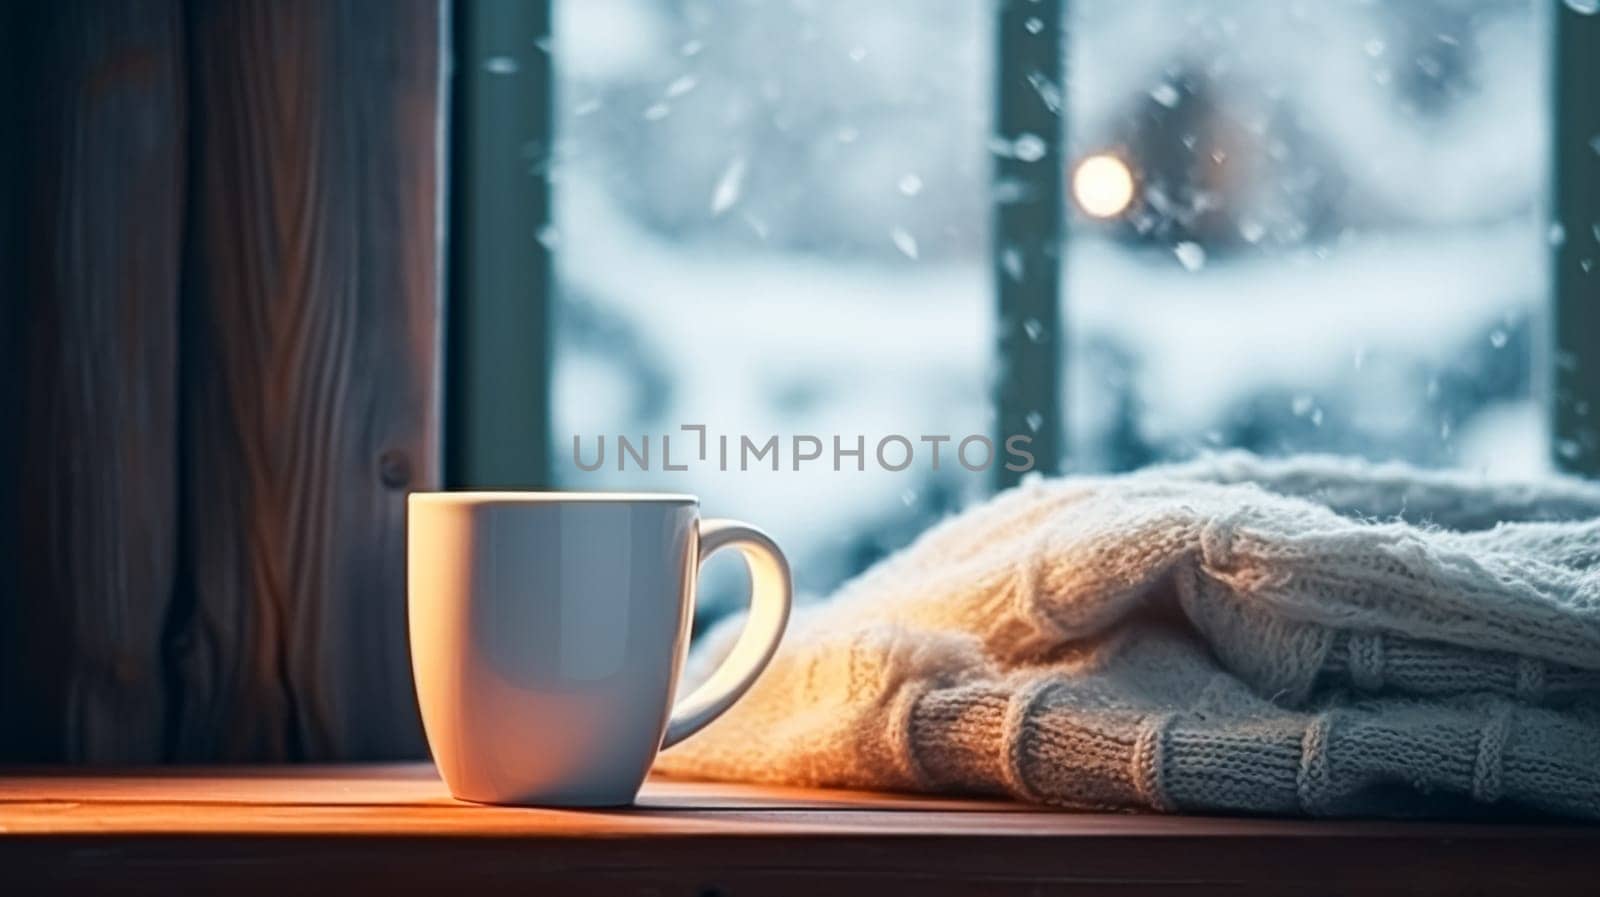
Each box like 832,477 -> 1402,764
408,491 -> 791,806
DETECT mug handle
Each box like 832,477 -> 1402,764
661,519 -> 793,749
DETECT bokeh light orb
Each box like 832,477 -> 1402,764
1072,153 -> 1136,219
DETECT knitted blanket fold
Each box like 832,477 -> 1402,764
656,454 -> 1600,818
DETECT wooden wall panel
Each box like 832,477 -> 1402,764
0,4 -> 20,759
170,0 -> 440,760
0,0 -> 186,763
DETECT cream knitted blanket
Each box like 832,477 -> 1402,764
658,454 -> 1600,818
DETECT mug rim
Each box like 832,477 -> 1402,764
409,490 -> 698,505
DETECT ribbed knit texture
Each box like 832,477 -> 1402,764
656,453 -> 1600,818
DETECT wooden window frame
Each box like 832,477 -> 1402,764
446,0 -> 554,488
1553,3 -> 1599,476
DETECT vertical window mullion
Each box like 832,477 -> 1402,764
993,0 -> 1066,490
446,0 -> 554,488
1553,4 -> 1600,476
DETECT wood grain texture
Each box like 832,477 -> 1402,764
173,0 -> 441,760
0,0 -> 186,763
2,766 -> 1597,896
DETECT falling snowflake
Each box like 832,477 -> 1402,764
710,156 -> 748,217
1173,241 -> 1206,271
890,227 -> 920,259
665,75 -> 699,98
1150,83 -> 1180,108
643,103 -> 670,121
1028,71 -> 1063,113
484,56 -> 519,75
1566,0 -> 1600,15
897,173 -> 924,196
742,213 -> 770,241
1001,247 -> 1025,282
1012,133 -> 1047,162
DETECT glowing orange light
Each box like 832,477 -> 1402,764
1072,153 -> 1136,219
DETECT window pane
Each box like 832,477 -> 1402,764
551,0 -> 1552,611
552,0 -> 993,606
1063,0 -> 1548,475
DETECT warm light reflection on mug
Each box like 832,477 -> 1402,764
1072,153 -> 1136,219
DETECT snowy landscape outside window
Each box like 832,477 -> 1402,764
547,0 -> 1550,615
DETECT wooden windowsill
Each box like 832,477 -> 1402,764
1,764 -> 1594,895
